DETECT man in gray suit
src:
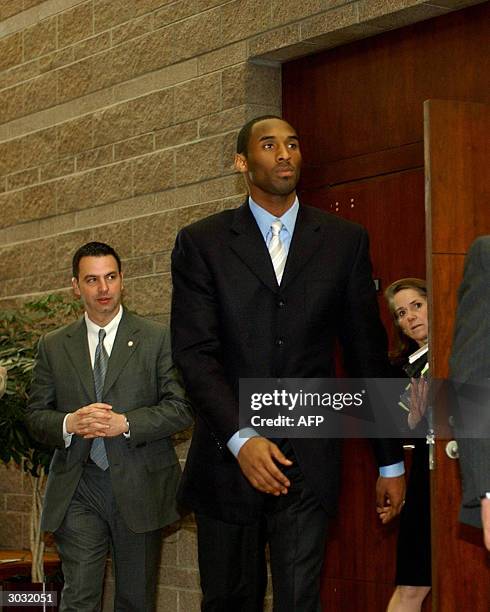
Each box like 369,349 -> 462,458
25,241 -> 193,611
450,235 -> 490,550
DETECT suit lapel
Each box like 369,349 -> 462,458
229,202 -> 279,293
103,310 -> 140,397
63,318 -> 95,402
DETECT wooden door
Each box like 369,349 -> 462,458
426,98 -> 490,611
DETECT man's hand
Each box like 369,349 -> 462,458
237,437 -> 292,496
481,498 -> 490,551
376,475 -> 406,524
66,404 -> 129,438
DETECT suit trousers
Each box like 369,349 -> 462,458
195,444 -> 329,612
54,462 -> 162,612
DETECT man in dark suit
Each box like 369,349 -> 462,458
25,241 -> 192,612
171,116 -> 405,611
450,235 -> 490,550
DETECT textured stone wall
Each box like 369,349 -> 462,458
0,0 -> 482,609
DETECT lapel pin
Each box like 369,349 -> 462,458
128,340 -> 134,347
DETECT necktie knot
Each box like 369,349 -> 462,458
98,328 -> 106,343
271,220 -> 283,237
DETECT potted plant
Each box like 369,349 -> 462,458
0,294 -> 82,582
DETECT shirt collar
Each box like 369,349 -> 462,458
248,196 -> 299,240
85,305 -> 123,336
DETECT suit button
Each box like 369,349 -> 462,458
275,338 -> 285,347
277,299 -> 285,308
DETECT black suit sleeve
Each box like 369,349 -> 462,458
171,227 -> 239,445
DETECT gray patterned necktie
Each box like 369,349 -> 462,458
90,328 -> 109,470
269,220 -> 287,284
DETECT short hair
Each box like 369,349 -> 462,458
72,241 -> 121,279
384,278 -> 427,365
236,115 -> 284,156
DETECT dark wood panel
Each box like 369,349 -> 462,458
284,2 -> 490,172
425,99 -> 490,255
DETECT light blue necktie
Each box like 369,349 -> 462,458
90,328 -> 109,470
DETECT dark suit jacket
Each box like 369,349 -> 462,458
25,309 -> 193,533
450,236 -> 490,528
171,201 -> 402,524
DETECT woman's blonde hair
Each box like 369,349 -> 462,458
384,278 -> 427,365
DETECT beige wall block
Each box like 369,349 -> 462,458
174,73 -> 221,124
172,8 -> 221,62
57,57 -> 94,105
38,211 -> 76,238
58,1 -> 93,47
154,0 -> 223,28
199,105 -> 250,138
300,4 -> 363,40
56,172 -> 95,214
0,84 -> 24,125
73,32 -> 111,61
270,0 -> 345,28
222,63 -> 281,109
133,211 -> 177,255
154,250 -> 170,273
93,103 -> 136,148
75,202 -> 115,229
58,115 -> 93,157
175,135 -> 224,186
200,174 -> 245,202
0,512 -> 23,547
92,161 -> 133,207
24,71 -> 58,116
130,28 -> 176,78
38,268 -> 72,292
357,0 -> 448,29
38,47 -> 75,73
124,273 -> 171,316
177,526 -> 198,568
178,590 -> 201,612
21,236 -> 58,276
121,255 -> 154,278
112,13 -> 154,46
76,145 -> 113,172
0,138 -> 23,177
130,89 -> 175,135
23,126 -> 58,168
221,0 -> 270,45
22,182 -> 56,224
0,59 -> 40,90
0,191 -> 22,230
154,120 -> 198,150
41,157 -> 75,181
248,24 -> 301,58
23,0 -> 46,9
133,149 -> 175,196
92,220 -> 133,258
0,0 -> 23,22
114,134 -> 154,161
55,228 -> 94,271
93,0 -> 137,32
198,41 -> 248,75
0,244 -> 23,280
6,167 -> 39,190
0,32 -> 23,72
176,200 -> 224,230
23,17 -> 57,62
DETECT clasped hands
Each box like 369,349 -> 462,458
238,437 -> 405,524
65,403 -> 128,438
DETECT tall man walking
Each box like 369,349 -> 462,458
171,116 -> 405,611
26,241 -> 192,612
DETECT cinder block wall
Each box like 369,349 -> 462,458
0,1 -> 479,609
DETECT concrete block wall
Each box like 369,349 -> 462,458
0,0 -> 481,609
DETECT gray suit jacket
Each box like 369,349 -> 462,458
450,236 -> 490,527
25,309 -> 193,533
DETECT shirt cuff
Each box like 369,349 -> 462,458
379,461 -> 405,477
227,428 -> 260,457
62,414 -> 73,448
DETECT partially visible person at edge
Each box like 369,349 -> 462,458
171,114 -> 406,612
24,241 -> 193,612
384,278 -> 431,612
0,366 -> 6,398
450,235 -> 490,551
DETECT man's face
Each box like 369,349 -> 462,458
72,255 -> 123,327
235,118 -> 302,200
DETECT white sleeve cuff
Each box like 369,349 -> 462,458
379,461 -> 405,477
227,427 -> 260,457
62,414 -> 73,448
